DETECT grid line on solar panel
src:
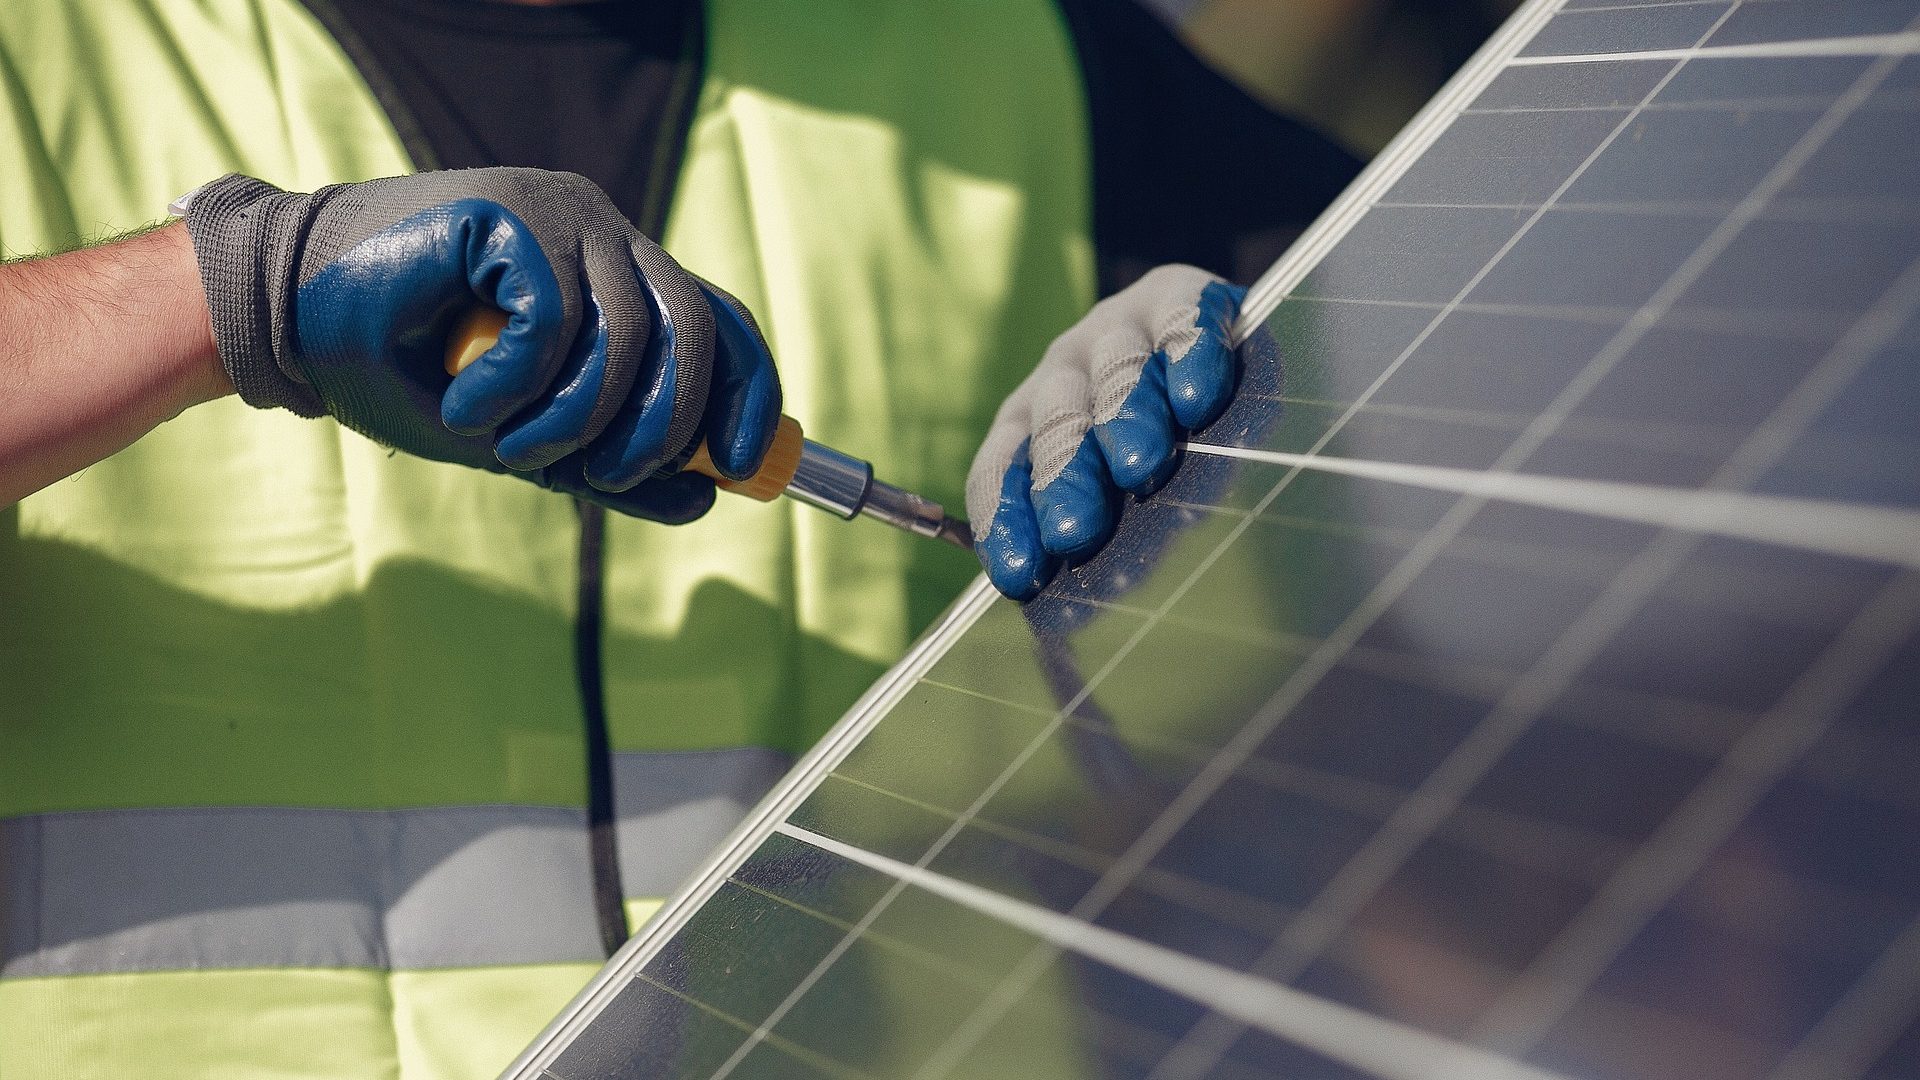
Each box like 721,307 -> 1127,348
714,407 -> 1505,1068
1151,559 -> 1909,808
1119,484 -> 1898,714
1152,365 -> 1920,1053
506,577 -> 1011,1080
1516,33 -> 1920,64
725,875 -> 1001,995
640,838 -> 1097,1080
1227,51 -> 1719,538
1090,16 -> 1896,1076
1185,442 -> 1920,569
1144,557 -> 1912,1068
814,784 -> 1309,951
1250,395 -> 1775,470
695,123 -> 1652,1063
775,823 -> 1580,1080
1150,584 -> 1868,742
813,686 -> 1683,916
684,830 -> 1317,1080
1029,549 -> 1896,1014
1006,814 -> 1904,1076
697,459 -> 1328,1078
630,973 -> 859,1080
1268,293 -> 1904,349
1155,285 -> 1920,1080
1465,68 -> 1920,113
1466,571 -> 1920,1055
929,530 -> 1596,1072
1082,16 -> 1920,1077
1769,910 -> 1920,1080
1519,1 -> 1733,59
1562,1 -> 1727,9
1373,195 -> 1906,208
1399,58 -> 1919,226
1518,25 -> 1920,64
697,492 -> 1329,1074
1709,2 -> 1920,49
1459,101 -> 1919,115
1171,507 -> 1629,595
1236,0 -> 1566,330
1042,538 -> 1872,797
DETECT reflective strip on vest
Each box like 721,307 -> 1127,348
0,806 -> 602,977
0,749 -> 791,976
611,747 -> 792,898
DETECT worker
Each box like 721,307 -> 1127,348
0,0 -> 1357,1076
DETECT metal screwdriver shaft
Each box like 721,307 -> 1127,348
781,438 -> 974,549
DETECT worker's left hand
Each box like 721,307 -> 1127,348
967,265 -> 1244,600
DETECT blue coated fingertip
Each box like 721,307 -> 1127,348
584,283 -> 681,492
979,443 -> 1058,601
1164,281 -> 1245,432
697,282 -> 782,480
1093,359 -> 1180,496
492,297 -> 611,470
442,201 -> 569,435
1198,280 -> 1245,335
1033,436 -> 1117,560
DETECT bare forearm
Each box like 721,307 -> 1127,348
0,222 -> 230,506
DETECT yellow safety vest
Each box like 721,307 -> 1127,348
0,0 -> 1094,1076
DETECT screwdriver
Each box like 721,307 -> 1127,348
445,309 -> 974,550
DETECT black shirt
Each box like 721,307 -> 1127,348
315,0 -> 701,234
1057,0 -> 1361,290
309,0 -> 1359,291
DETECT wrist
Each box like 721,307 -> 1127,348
181,173 -> 328,416
150,222 -> 231,414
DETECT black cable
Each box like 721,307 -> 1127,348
573,501 -> 629,956
575,7 -> 708,959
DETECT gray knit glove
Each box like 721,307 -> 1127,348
968,266 -> 1244,598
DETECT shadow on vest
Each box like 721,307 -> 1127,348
0,535 -> 888,975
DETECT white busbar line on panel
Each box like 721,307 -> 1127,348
1509,31 -> 1920,67
1183,442 -> 1920,571
776,822 -> 1574,1080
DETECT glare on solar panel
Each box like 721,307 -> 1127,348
504,1 -> 1920,1076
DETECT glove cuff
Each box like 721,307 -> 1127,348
183,174 -> 328,417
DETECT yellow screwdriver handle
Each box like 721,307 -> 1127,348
444,307 -> 802,501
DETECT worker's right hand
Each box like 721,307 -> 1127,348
181,169 -> 782,523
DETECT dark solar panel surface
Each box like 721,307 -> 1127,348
512,2 -> 1920,1078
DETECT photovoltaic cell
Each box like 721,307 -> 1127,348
506,2 -> 1920,1078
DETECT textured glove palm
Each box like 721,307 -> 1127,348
184,168 -> 780,522
968,265 -> 1244,600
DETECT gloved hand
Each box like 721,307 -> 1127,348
967,265 -> 1244,600
183,168 -> 781,523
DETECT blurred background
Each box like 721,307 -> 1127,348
1153,0 -> 1525,155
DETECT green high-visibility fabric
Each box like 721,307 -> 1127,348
0,0 -> 1094,1077
0,965 -> 598,1080
602,0 -> 1096,758
0,0 -> 588,820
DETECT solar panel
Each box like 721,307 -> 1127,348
505,2 -> 1920,1077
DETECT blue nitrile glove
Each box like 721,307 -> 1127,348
183,169 -> 781,523
967,266 -> 1244,600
